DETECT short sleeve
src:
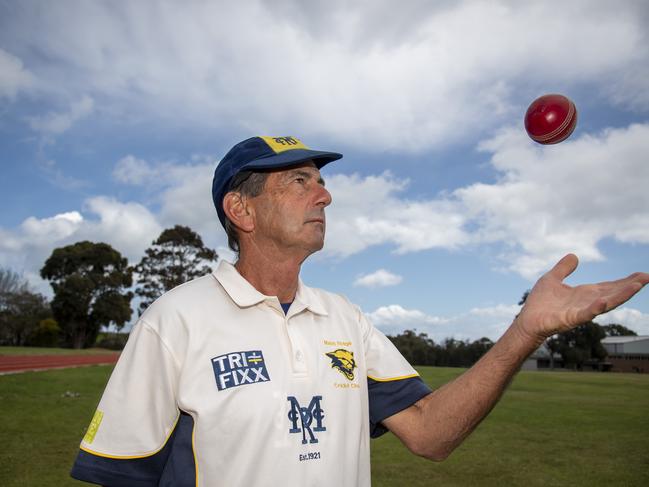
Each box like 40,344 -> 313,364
360,312 -> 432,438
71,319 -> 182,485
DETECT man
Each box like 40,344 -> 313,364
72,135 -> 648,486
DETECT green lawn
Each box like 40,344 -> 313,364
372,368 -> 649,486
1,366 -> 648,486
0,366 -> 112,486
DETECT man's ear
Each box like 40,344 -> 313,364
223,191 -> 255,232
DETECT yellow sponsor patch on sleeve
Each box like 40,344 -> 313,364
260,136 -> 309,153
83,409 -> 104,444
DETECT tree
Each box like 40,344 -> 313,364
387,331 -> 494,367
1,267 -> 29,294
545,335 -> 561,369
134,225 -> 218,315
0,287 -> 52,346
554,321 -> 607,370
601,323 -> 637,337
40,241 -> 133,349
29,318 -> 61,347
388,330 -> 437,365
467,337 -> 494,364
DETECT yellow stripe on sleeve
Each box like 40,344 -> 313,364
367,372 -> 420,382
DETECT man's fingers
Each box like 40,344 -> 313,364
630,271 -> 649,286
548,253 -> 579,281
601,281 -> 645,312
592,272 -> 649,297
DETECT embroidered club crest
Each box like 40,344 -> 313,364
325,348 -> 356,381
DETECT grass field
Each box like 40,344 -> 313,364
1,365 -> 648,486
372,368 -> 649,486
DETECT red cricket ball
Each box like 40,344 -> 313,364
524,94 -> 577,144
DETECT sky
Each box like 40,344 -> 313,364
1,0 -> 648,341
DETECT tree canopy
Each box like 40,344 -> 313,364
387,330 -> 494,367
0,267 -> 29,295
0,269 -> 53,346
554,321 -> 607,369
134,225 -> 218,315
601,323 -> 637,337
41,241 -> 132,349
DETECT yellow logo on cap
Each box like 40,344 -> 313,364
260,136 -> 309,154
83,409 -> 104,444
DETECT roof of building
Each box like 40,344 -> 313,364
601,336 -> 649,344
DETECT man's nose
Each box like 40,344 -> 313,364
316,184 -> 332,208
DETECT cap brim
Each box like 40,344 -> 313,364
242,148 -> 342,171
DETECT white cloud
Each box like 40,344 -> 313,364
156,163 -> 223,244
0,49 -> 33,98
4,1 -> 648,149
465,304 -> 522,338
111,155 -> 225,248
324,172 -> 468,257
468,304 -> 521,319
78,197 -> 162,261
0,153 -> 226,296
597,307 -> 649,336
368,304 -> 448,328
364,301 -> 647,344
354,269 -> 403,288
0,199 -> 162,295
113,156 -> 157,185
20,211 -> 83,241
367,302 -> 521,341
28,95 -> 94,135
457,123 -> 649,278
324,123 -> 649,280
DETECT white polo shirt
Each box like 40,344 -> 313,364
72,261 -> 431,486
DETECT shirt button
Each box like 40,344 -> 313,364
295,350 -> 303,362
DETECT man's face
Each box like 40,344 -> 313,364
250,161 -> 332,258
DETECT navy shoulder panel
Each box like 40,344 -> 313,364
71,411 -> 196,487
368,376 -> 432,438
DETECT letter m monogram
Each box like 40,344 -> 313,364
287,395 -> 326,444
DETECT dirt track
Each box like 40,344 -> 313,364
0,353 -> 119,374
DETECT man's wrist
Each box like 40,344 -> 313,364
510,312 -> 547,353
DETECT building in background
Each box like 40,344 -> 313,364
521,342 -> 564,371
602,336 -> 649,373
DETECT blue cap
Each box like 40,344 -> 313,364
212,136 -> 343,228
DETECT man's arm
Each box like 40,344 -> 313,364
383,254 -> 649,461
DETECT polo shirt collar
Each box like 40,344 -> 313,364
213,260 -> 328,316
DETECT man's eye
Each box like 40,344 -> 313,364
295,177 -> 305,183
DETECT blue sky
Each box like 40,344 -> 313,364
1,0 -> 648,340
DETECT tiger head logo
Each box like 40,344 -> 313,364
325,348 -> 356,381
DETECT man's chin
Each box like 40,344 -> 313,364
304,237 -> 325,256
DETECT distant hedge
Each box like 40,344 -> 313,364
95,332 -> 129,350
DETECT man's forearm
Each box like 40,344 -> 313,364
386,318 -> 542,460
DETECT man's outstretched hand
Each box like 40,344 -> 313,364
516,254 -> 649,343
